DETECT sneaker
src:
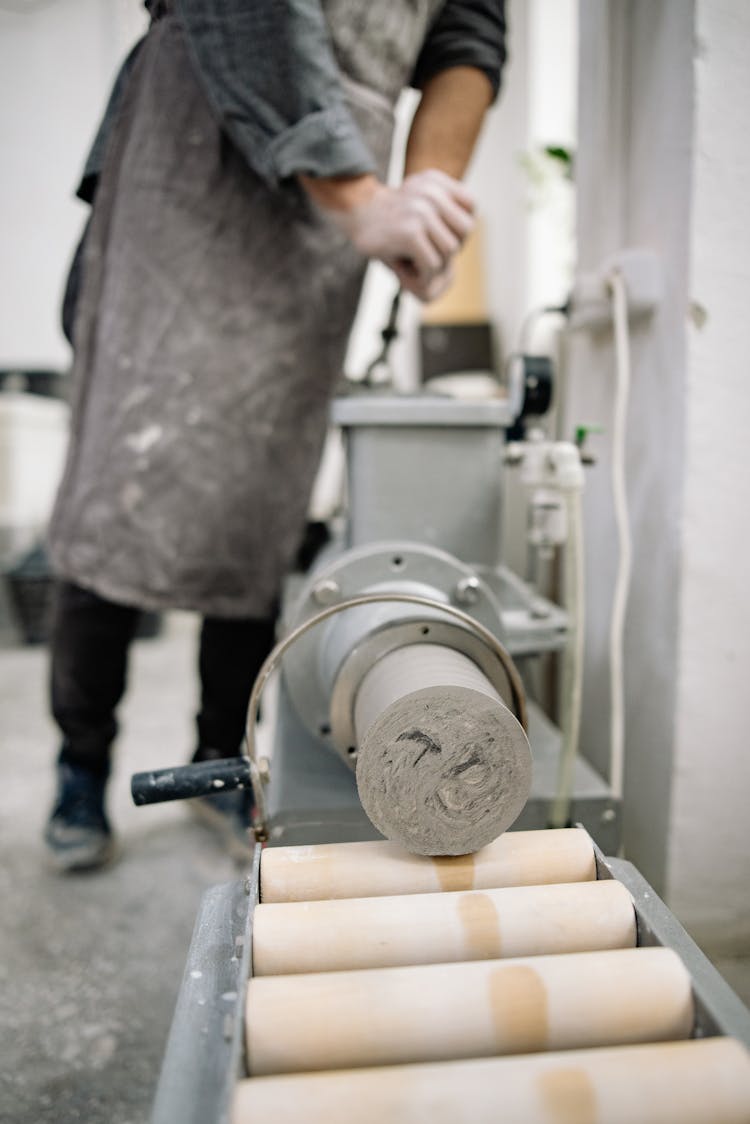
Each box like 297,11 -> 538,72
188,749 -> 255,863
44,763 -> 117,872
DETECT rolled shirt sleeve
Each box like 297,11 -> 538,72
411,0 -> 507,100
78,0 -> 507,200
176,0 -> 377,185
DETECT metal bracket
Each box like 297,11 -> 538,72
151,846 -> 260,1124
594,843 -> 750,1047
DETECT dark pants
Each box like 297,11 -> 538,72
51,581 -> 276,777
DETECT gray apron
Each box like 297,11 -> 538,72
49,1 -> 443,618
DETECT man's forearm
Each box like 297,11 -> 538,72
405,66 -> 494,179
298,66 -> 492,302
300,64 -> 494,210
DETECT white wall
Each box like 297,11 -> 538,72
667,0 -> 750,950
525,0 -> 577,316
0,0 -> 146,368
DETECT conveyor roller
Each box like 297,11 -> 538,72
259,825 -> 597,902
234,1039 -> 750,1124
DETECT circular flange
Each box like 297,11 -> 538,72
329,618 -> 520,768
283,541 -> 506,748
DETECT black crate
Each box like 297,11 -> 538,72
5,545 -> 161,645
0,368 -> 67,400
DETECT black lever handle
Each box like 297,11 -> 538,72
131,756 -> 254,806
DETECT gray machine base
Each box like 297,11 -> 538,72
265,680 -> 621,855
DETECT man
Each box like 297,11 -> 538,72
45,0 -> 506,870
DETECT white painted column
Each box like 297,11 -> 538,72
666,0 -> 750,950
570,0 -> 750,950
566,0 -> 695,891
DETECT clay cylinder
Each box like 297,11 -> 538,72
252,878 -> 636,976
260,826 -> 596,903
234,1038 -> 750,1124
245,947 -> 693,1076
354,644 -> 532,855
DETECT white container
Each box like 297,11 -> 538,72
0,392 -> 69,562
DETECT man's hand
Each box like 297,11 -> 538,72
300,170 -> 474,301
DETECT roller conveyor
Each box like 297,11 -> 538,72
151,828 -> 750,1124
141,395 -> 750,1121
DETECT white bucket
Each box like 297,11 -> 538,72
0,391 -> 69,562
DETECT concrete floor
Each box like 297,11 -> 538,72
0,613 -> 242,1124
1,611 -> 749,1124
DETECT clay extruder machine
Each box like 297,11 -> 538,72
132,393 -> 750,1123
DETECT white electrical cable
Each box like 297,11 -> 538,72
549,485 -> 585,828
607,271 -> 633,801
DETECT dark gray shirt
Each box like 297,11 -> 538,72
79,0 -> 506,199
